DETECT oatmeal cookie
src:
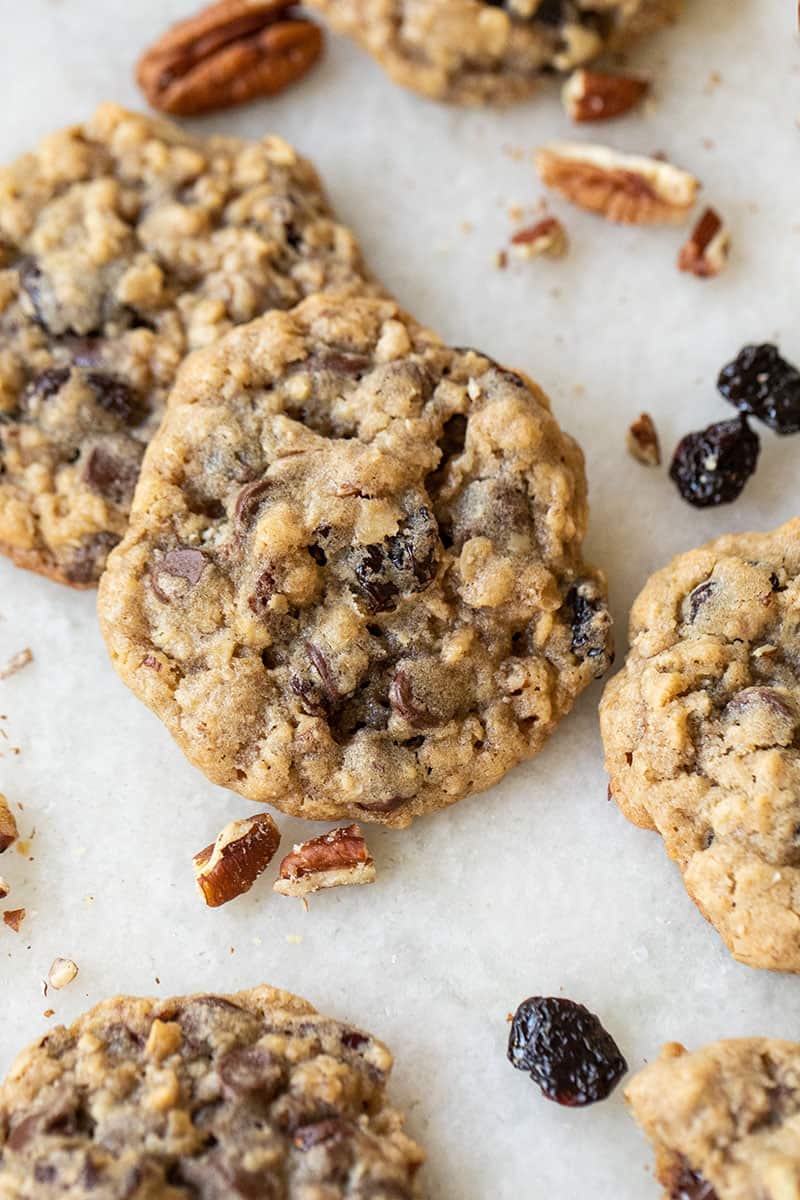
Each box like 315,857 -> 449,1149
98,293 -> 611,827
600,519 -> 800,971
0,103 -> 373,587
306,0 -> 680,105
0,985 -> 424,1199
627,1038 -> 800,1199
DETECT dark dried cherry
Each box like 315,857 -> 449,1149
507,996 -> 627,1107
669,416 -> 759,507
668,1161 -> 719,1200
717,343 -> 800,435
350,507 -> 440,614
566,582 -> 612,672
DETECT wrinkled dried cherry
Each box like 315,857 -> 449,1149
718,343 -> 800,435
507,996 -> 627,1106
669,416 -> 759,507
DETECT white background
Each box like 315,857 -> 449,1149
0,1 -> 798,1195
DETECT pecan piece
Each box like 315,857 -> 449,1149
137,0 -> 323,115
536,143 -> 699,225
678,207 -> 731,278
193,813 -> 281,908
0,795 -> 18,853
3,909 -> 25,933
626,413 -> 661,466
0,648 -> 33,681
274,824 -> 376,898
562,69 -> 650,123
510,217 -> 568,260
0,879 -> 9,901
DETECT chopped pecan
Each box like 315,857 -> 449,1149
47,958 -> 79,990
562,69 -> 650,123
626,413 -> 661,466
678,207 -> 731,278
510,216 -> 568,260
0,648 -> 33,681
536,142 -> 699,225
0,795 -> 18,853
0,879 -> 9,901
3,908 -> 25,933
274,824 -> 376,898
137,0 -> 323,116
193,813 -> 281,907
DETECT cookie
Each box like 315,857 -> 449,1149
306,0 -> 680,105
627,1038 -> 800,1199
600,518 -> 800,971
98,293 -> 612,827
0,985 -> 424,1198
0,103 -> 373,588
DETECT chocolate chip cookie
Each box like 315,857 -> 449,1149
306,0 -> 680,105
0,103 -> 373,588
627,1038 -> 800,1199
98,293 -> 612,827
0,985 -> 424,1198
600,519 -> 800,971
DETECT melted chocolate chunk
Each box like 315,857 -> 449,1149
82,445 -> 141,505
64,531 -> 121,584
86,372 -> 146,427
218,1046 -> 286,1101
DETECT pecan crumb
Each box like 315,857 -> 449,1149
626,413 -> 661,466
510,216 -> 568,260
536,142 -> 699,225
678,206 -> 731,278
47,957 -> 79,990
562,69 -> 650,123
3,908 -> 25,933
193,812 -> 281,907
274,824 -> 376,898
0,878 -> 9,900
0,648 -> 33,681
0,794 -> 18,853
137,0 -> 323,116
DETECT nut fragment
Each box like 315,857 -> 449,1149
0,878 -> 9,900
678,207 -> 731,278
536,142 -> 699,225
47,957 -> 79,990
510,217 -> 568,260
626,413 -> 661,466
137,0 -> 323,115
3,908 -> 25,933
193,813 -> 281,907
0,648 -> 32,681
562,69 -> 650,123
0,794 -> 18,853
274,824 -> 376,898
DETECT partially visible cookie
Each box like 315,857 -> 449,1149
306,0 -> 680,105
0,103 -> 373,587
600,519 -> 800,971
627,1039 -> 800,1199
98,293 -> 611,827
0,985 -> 424,1198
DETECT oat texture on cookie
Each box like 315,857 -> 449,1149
627,1038 -> 800,1199
0,103 -> 373,587
305,0 -> 680,105
98,294 -> 611,827
0,986 -> 424,1198
600,518 -> 800,971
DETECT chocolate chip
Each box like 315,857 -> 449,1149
33,1163 -> 58,1183
176,996 -> 259,1049
316,350 -> 372,376
340,1030 -> 369,1050
307,543 -> 326,565
24,367 -> 71,408
686,580 -> 717,621
82,445 -> 141,505
355,796 -> 407,815
86,372 -> 146,427
234,480 -> 270,531
217,1045 -> 285,1101
152,547 -> 208,599
178,1152 -> 281,1200
7,1113 -> 42,1152
64,531 -> 121,584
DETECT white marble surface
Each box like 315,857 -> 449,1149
1,1 -> 798,1195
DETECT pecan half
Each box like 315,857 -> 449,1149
562,69 -> 650,123
626,413 -> 661,466
193,813 -> 281,907
0,795 -> 18,854
510,216 -> 568,260
274,824 -> 376,898
137,0 -> 323,115
678,207 -> 731,278
536,143 -> 699,225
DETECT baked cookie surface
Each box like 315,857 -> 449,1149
600,519 -> 800,971
0,985 -> 423,1199
627,1039 -> 800,1200
0,104 -> 372,587
306,0 -> 679,105
98,294 -> 611,827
